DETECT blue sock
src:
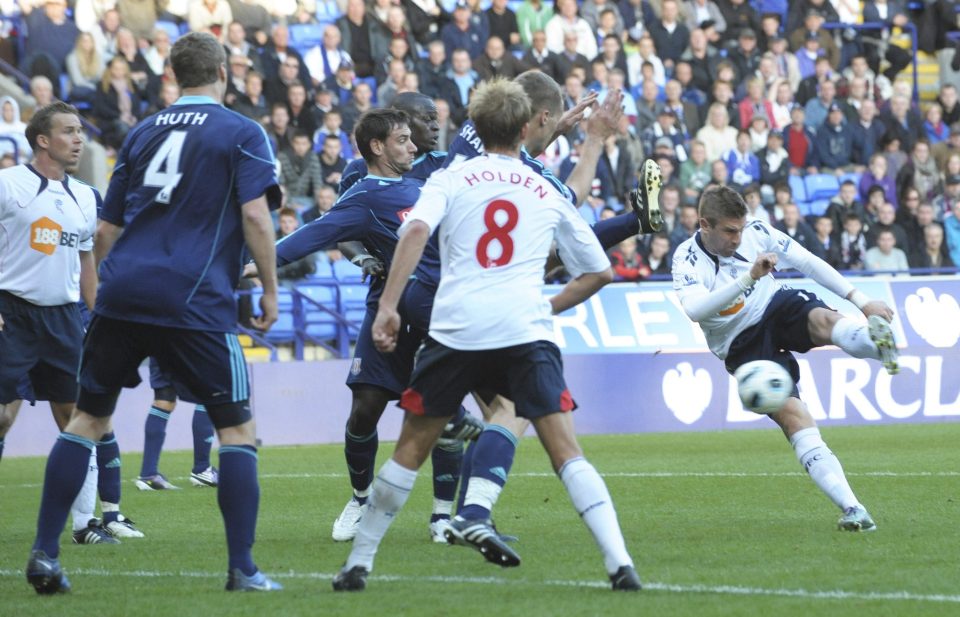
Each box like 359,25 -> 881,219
459,425 -> 518,521
0,437 -> 5,462
140,406 -> 170,477
97,432 -> 122,524
456,440 -> 477,513
592,212 -> 640,249
430,439 -> 463,522
344,429 -> 378,504
192,405 -> 215,473
218,445 -> 259,576
33,434 -> 95,557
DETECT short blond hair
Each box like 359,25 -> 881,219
468,77 -> 531,151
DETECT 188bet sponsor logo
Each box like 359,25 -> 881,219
29,216 -> 80,255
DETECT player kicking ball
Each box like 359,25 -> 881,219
672,185 -> 899,532
332,78 -> 641,593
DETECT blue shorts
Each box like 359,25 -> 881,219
724,287 -> 832,396
400,337 -> 575,420
345,304 -> 424,397
77,316 -> 251,419
0,291 -> 83,404
148,357 -> 190,402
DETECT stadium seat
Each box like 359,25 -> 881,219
311,258 -> 334,279
804,174 -> 840,201
338,282 -> 369,340
315,0 -> 342,23
298,282 -> 340,342
803,199 -> 832,217
788,175 -> 807,203
289,23 -> 324,52
839,171 -> 863,188
155,20 -> 181,43
357,76 -> 378,104
759,0 -> 788,22
332,258 -> 362,280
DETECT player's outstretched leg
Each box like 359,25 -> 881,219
776,400 -> 876,532
628,159 -> 663,235
829,314 -> 899,375
27,433 -> 95,594
98,432 -> 144,538
533,413 -> 640,591
190,405 -> 219,487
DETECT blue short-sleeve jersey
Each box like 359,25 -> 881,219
339,150 -> 447,193
277,174 -> 441,304
442,120 -> 577,204
97,96 -> 281,331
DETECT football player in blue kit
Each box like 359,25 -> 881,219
134,358 -> 218,490
26,33 -> 283,594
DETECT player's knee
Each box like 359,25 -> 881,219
808,308 -> 841,346
347,389 -> 390,434
771,397 -> 815,435
205,400 -> 253,431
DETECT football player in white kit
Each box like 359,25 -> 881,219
332,78 -> 642,593
0,102 -> 141,545
672,185 -> 900,532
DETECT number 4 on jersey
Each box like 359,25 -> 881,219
144,130 -> 187,204
476,199 -> 518,268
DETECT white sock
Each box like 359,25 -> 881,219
463,477 -> 502,513
346,458 -> 417,571
71,447 -> 99,531
559,457 -> 633,575
432,498 -> 453,517
790,427 -> 860,510
830,318 -> 880,360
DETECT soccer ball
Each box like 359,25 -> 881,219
734,360 -> 794,415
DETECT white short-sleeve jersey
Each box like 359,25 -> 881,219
671,220 -> 816,359
403,153 -> 609,351
0,165 -> 99,306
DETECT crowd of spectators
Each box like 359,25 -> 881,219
2,0 -> 960,283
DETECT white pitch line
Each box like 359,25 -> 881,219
1,567 -> 958,604
1,470 -> 958,490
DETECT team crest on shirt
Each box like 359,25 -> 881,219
728,266 -> 738,278
351,358 -> 362,376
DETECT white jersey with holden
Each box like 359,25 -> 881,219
0,165 -> 98,306
403,153 -> 609,351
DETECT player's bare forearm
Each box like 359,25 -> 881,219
241,196 -> 278,295
550,268 -> 613,314
380,221 -> 429,310
94,220 -> 123,269
565,137 -> 603,208
79,250 -> 97,310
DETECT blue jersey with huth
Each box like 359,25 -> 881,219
97,96 -> 281,332
277,173 -> 441,305
443,120 -> 577,205
338,150 -> 447,193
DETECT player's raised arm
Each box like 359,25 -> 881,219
768,221 -> 895,322
563,88 -> 623,208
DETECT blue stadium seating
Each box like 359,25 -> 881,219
839,171 -> 863,188
155,20 -> 181,43
805,199 -> 832,217
804,174 -> 840,201
289,23 -> 325,54
299,282 -> 340,341
315,0 -> 343,24
332,258 -> 362,280
788,175 -> 807,203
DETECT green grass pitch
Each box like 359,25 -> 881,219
1,423 -> 959,616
